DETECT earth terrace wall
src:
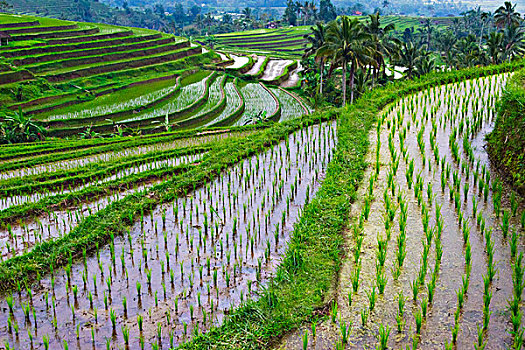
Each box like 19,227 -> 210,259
0,21 -> 39,28
0,69 -> 34,85
45,45 -> 199,82
27,41 -> 189,73
0,24 -> 77,35
178,59 -> 525,350
1,33 -> 162,58
12,36 -> 173,65
45,31 -> 133,45
9,28 -> 99,41
175,75 -> 228,129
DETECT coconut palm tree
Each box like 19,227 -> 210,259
479,11 -> 492,46
242,7 -> 252,20
494,2 -> 522,28
303,22 -> 327,95
395,41 -> 423,79
319,16 -> 373,106
485,31 -> 505,64
502,24 -> 525,61
364,12 -> 397,81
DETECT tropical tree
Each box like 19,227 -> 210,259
318,16 -> 373,105
494,2 -> 522,28
485,31 -> 505,64
242,7 -> 252,20
395,41 -> 423,79
502,24 -> 525,61
303,22 -> 327,95
364,12 -> 397,81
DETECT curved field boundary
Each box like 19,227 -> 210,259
225,55 -> 254,73
1,34 -> 162,58
261,82 -> 281,121
44,45 -> 199,82
1,24 -> 77,35
10,27 -> 99,41
27,41 -> 188,73
207,78 -> 245,128
176,75 -> 228,129
45,30 -> 133,45
43,75 -> 183,127
13,37 -> 174,66
177,61 -> 525,350
245,56 -> 269,78
261,59 -> 294,82
264,60 -> 298,85
0,20 -> 39,28
49,71 -> 215,136
277,86 -> 310,115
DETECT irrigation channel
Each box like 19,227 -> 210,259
0,121 -> 337,349
282,73 -> 525,349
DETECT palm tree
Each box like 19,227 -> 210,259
494,2 -> 522,28
479,11 -> 491,46
396,41 -> 423,79
418,19 -> 434,50
303,22 -> 327,95
319,16 -> 373,105
364,12 -> 396,81
242,7 -> 252,19
485,31 -> 504,64
502,24 -> 525,61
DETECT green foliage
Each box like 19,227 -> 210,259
0,108 -> 45,144
487,69 -> 525,194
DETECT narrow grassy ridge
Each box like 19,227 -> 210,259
487,69 -> 525,195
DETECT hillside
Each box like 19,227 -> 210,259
4,0 -> 170,30
0,13 -> 309,139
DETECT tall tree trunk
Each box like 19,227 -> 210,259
342,62 -> 347,107
319,58 -> 324,95
349,61 -> 355,104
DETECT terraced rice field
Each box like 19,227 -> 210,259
1,14 -> 311,138
282,73 -> 525,349
0,117 -> 337,349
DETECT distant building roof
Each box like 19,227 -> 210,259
0,32 -> 11,38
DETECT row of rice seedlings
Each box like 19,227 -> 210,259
0,121 -> 337,349
204,81 -> 242,126
271,87 -> 307,122
188,75 -> 225,119
0,171 -> 179,259
120,74 -> 212,124
43,80 -> 180,122
0,152 -> 204,211
235,83 -> 278,126
0,130 -> 241,181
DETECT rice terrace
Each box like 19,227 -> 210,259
0,0 -> 524,349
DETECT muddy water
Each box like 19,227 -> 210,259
0,121 -> 337,350
280,74 -> 525,349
